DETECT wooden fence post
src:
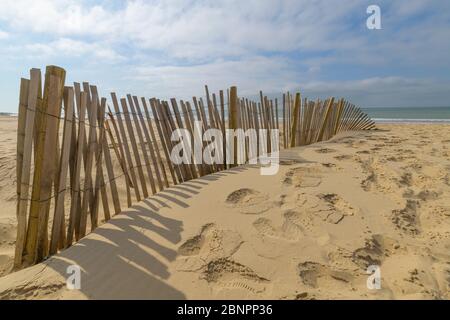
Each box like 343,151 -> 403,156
289,93 -> 301,148
229,86 -> 238,167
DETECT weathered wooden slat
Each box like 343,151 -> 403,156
193,97 -> 213,174
186,101 -> 206,176
229,86 -> 238,167
210,91 -> 225,170
158,100 -> 185,183
201,97 -> 218,172
14,69 -> 40,268
90,86 -> 110,228
317,97 -> 335,142
180,100 -> 200,179
141,98 -> 170,188
32,73 -> 43,159
79,91 -> 99,239
91,96 -> 110,229
133,96 -> 163,192
219,91 -> 226,169
121,97 -> 149,198
106,110 -> 133,207
171,98 -> 194,180
102,119 -> 121,216
289,93 -> 301,148
111,93 -> 141,202
16,78 -> 30,214
67,92 -> 87,246
149,98 -> 178,185
49,86 -> 74,255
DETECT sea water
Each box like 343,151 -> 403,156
361,106 -> 450,123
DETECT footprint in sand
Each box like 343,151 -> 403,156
317,193 -> 359,224
315,148 -> 336,154
321,163 -> 337,168
351,234 -> 401,270
202,258 -> 270,294
391,200 -> 421,235
279,158 -> 304,166
176,223 -> 243,272
444,174 -> 450,186
334,154 -> 353,161
361,172 -> 377,191
225,188 -> 273,214
297,261 -> 354,289
402,189 -> 441,202
360,159 -> 378,191
398,172 -> 413,187
283,165 -> 323,188
253,215 -> 303,241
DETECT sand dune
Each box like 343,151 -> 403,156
0,120 -> 449,299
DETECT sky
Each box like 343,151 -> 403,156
0,0 -> 449,112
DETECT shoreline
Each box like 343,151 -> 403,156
374,119 -> 450,124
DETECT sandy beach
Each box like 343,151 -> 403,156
0,116 -> 449,299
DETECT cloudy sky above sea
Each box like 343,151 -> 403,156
0,0 -> 449,112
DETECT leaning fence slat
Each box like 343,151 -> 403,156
92,96 -> 110,229
67,92 -> 86,245
171,98 -> 194,180
16,78 -> 29,214
149,98 -> 178,185
111,93 -> 141,202
90,86 -> 110,228
102,120 -> 121,216
49,86 -> 74,255
122,98 -> 149,198
134,96 -> 163,192
14,70 -> 40,268
128,95 -> 157,195
79,92 -> 99,239
159,100 -> 185,183
141,98 -> 170,188
180,100 -> 200,179
317,97 -> 335,142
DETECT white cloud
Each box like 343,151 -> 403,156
0,0 -> 449,109
0,0 -> 364,59
22,38 -> 124,61
0,30 -> 8,39
0,0 -> 449,65
131,55 -> 299,99
0,0 -> 114,36
299,77 -> 450,107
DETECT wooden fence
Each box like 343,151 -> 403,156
14,65 -> 375,268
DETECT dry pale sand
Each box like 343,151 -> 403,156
0,118 -> 449,299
